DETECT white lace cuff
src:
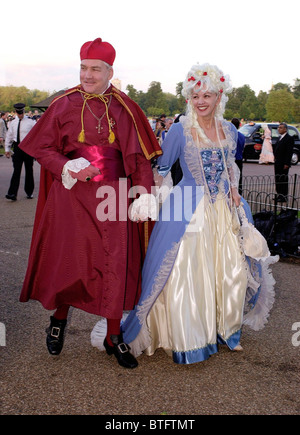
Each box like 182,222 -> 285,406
130,193 -> 158,221
61,157 -> 91,190
229,162 -> 240,189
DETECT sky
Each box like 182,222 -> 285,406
1,0 -> 299,97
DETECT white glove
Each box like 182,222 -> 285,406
130,193 -> 158,222
61,158 -> 91,189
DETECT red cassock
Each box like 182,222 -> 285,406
19,86 -> 161,319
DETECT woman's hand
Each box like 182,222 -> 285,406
153,167 -> 164,188
231,187 -> 241,207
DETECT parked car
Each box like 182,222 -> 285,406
239,122 -> 300,165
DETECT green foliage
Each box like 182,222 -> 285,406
292,78 -> 300,99
266,88 -> 299,123
126,84 -> 139,101
126,81 -> 186,117
0,86 -> 50,112
226,85 -> 260,120
2,77 -> 298,122
225,79 -> 300,122
255,91 -> 268,120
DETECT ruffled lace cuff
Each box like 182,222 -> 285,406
228,162 -> 240,189
61,157 -> 91,190
130,193 -> 158,221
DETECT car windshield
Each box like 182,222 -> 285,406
239,124 -> 257,138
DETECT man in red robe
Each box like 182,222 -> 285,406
19,38 -> 161,368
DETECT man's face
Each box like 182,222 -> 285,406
16,112 -> 24,120
278,124 -> 287,135
80,59 -> 113,94
166,119 -> 173,130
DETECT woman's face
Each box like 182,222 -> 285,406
191,87 -> 220,119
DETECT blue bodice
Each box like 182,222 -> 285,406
200,147 -> 228,198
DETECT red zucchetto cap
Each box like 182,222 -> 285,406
80,38 -> 116,66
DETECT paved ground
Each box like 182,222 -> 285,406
0,156 -> 299,416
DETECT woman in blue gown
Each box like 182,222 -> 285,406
92,63 -> 278,364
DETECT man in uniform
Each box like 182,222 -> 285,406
19,38 -> 161,368
5,103 -> 36,200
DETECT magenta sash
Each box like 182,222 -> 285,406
68,146 -> 125,181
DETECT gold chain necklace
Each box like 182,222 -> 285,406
81,93 -> 113,134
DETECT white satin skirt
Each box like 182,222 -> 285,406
144,195 -> 248,363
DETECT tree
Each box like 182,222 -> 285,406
145,81 -> 163,107
292,98 -> 300,123
292,78 -> 300,99
164,93 -> 179,116
255,91 -> 268,120
146,106 -> 165,117
225,88 -> 241,117
225,85 -> 258,120
0,85 -> 49,112
271,82 -> 291,92
175,82 -> 186,114
143,81 -> 168,116
126,84 -> 139,102
266,88 -> 296,123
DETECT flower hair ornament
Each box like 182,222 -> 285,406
182,63 -> 232,119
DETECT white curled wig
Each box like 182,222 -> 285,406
182,63 -> 232,120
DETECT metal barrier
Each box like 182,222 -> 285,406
242,173 -> 300,212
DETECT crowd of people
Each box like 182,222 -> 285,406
1,37 -> 295,371
0,109 -> 41,133
148,114 -> 174,145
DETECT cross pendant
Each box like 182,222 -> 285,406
96,122 -> 102,133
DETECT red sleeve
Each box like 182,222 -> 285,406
19,101 -> 69,181
130,153 -> 154,194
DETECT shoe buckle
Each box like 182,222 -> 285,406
51,326 -> 61,339
117,343 -> 129,353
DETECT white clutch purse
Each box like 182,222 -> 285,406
235,203 -> 270,261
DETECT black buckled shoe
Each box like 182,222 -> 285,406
103,334 -> 138,369
46,316 -> 67,355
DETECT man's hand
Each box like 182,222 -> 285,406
68,164 -> 100,182
5,151 -> 11,158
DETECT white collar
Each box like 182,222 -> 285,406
280,132 -> 287,140
100,82 -> 111,95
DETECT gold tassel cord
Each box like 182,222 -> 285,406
108,130 -> 115,144
49,86 -> 161,157
78,96 -> 88,143
77,89 -> 115,144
